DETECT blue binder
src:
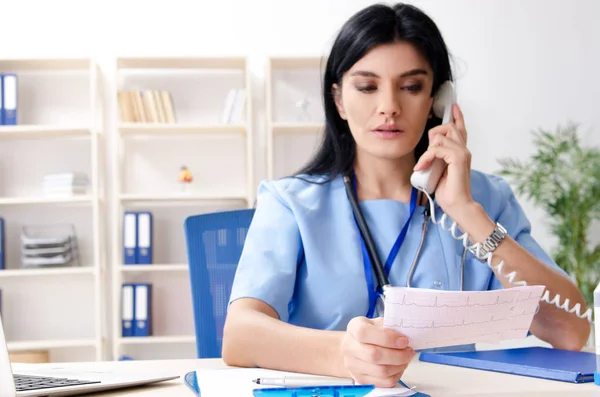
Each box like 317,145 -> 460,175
0,217 -> 5,270
0,74 -> 4,125
136,211 -> 153,264
121,284 -> 135,337
419,346 -> 596,383
133,283 -> 152,337
2,73 -> 17,125
123,212 -> 137,265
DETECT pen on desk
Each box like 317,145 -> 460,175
252,376 -> 355,387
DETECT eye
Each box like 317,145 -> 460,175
355,84 -> 377,93
402,83 -> 423,93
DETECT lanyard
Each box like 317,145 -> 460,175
349,172 -> 419,318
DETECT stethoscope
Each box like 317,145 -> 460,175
343,173 -> 466,314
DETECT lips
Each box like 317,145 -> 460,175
374,124 -> 403,133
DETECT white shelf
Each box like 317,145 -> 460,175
118,123 -> 245,136
120,264 -> 188,272
272,122 -> 324,136
0,125 -> 92,140
0,267 -> 95,278
117,57 -> 246,70
119,193 -> 247,202
0,58 -> 92,72
119,335 -> 196,345
7,339 -> 97,352
0,196 -> 93,206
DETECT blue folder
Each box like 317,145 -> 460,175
419,346 -> 596,383
183,371 -> 374,397
184,370 -> 431,396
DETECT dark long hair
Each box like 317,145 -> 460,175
295,3 -> 453,181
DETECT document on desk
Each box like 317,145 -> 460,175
191,368 -> 418,396
383,285 -> 545,350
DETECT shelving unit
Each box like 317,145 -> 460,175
110,56 -> 254,360
0,58 -> 106,362
265,56 -> 327,179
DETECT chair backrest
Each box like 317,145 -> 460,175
184,208 -> 255,358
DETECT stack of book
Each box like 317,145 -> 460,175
20,224 -> 80,268
118,90 -> 176,123
41,172 -> 89,197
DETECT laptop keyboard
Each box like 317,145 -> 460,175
14,374 -> 101,391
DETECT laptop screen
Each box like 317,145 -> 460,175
0,313 -> 17,397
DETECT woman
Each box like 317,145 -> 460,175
222,2 -> 590,388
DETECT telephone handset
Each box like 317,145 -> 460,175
409,81 -> 593,323
410,80 -> 456,195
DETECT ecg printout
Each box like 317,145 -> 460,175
383,285 -> 545,350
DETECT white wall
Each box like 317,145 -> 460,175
1,0 -> 599,359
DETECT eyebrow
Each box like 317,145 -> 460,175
350,68 -> 428,78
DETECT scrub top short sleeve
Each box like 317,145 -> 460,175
484,175 -> 570,291
228,180 -> 302,322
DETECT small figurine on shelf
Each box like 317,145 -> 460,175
179,165 -> 193,193
295,96 -> 312,122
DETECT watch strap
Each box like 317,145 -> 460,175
469,222 -> 507,261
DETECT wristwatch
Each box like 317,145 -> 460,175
469,222 -> 507,261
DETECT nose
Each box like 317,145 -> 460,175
377,85 -> 401,118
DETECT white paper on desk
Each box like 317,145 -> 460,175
383,285 -> 545,351
194,368 -> 416,396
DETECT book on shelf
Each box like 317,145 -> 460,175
118,90 -> 176,124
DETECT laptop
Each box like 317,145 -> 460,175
0,313 -> 179,397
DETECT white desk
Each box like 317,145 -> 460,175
22,355 -> 599,396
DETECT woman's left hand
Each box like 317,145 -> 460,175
413,104 -> 474,218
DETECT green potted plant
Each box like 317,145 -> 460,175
496,121 -> 600,310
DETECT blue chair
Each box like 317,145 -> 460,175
184,209 -> 255,358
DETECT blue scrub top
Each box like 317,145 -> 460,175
229,170 -> 566,337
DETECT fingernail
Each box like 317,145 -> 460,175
396,337 -> 408,347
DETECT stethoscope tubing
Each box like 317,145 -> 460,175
343,175 -> 391,290
344,174 -> 466,293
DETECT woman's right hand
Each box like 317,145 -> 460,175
341,316 -> 415,388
